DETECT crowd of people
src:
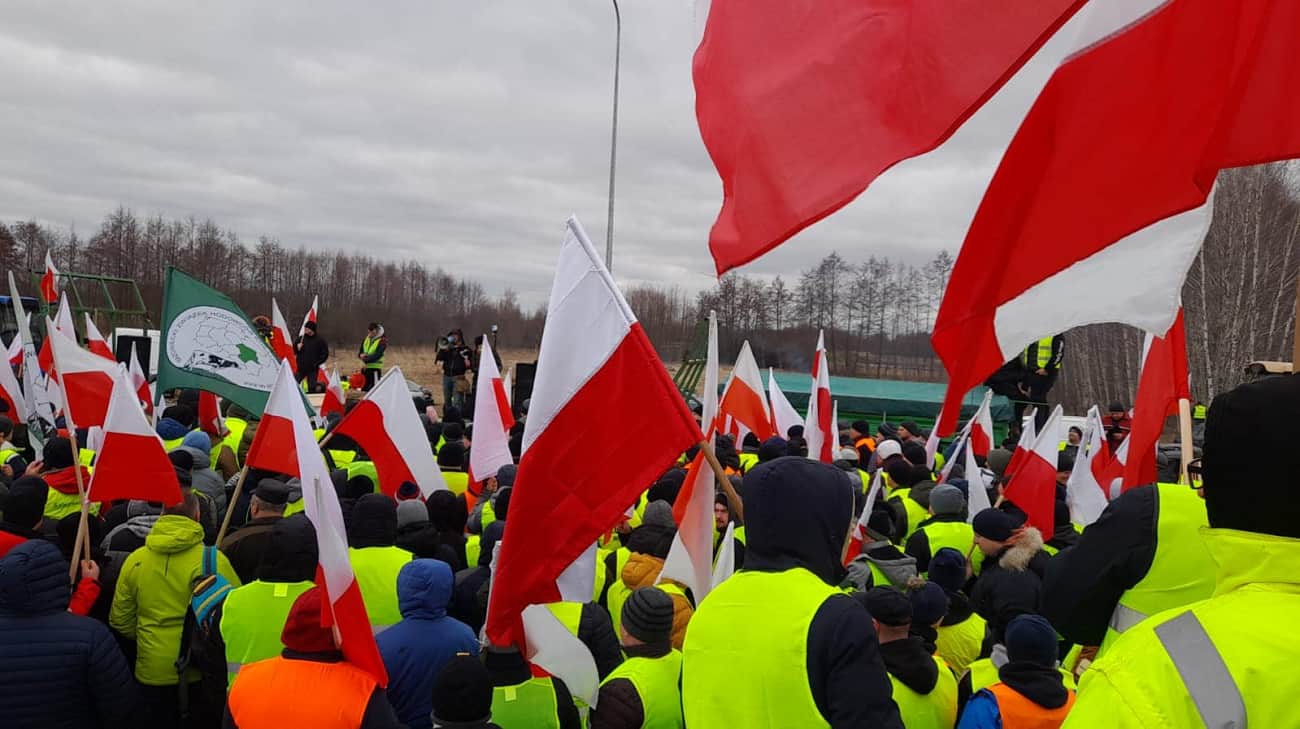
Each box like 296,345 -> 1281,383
0,358 -> 1296,728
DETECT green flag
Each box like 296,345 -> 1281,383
157,267 -> 284,416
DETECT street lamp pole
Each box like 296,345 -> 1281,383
606,0 -> 621,273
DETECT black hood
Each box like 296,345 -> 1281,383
347,493 -> 397,548
478,520 -> 506,567
258,515 -> 319,582
742,457 -> 854,585
940,590 -> 976,627
998,662 -> 1071,709
878,637 -> 940,695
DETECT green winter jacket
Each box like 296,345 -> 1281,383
109,515 -> 242,686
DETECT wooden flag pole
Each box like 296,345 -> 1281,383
1177,398 -> 1194,485
50,350 -> 92,581
216,464 -> 250,544
699,440 -> 743,523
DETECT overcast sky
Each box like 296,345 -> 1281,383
0,1 -> 1077,307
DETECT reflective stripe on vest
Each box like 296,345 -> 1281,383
1101,483 -> 1215,655
889,656 -> 958,729
229,656 -> 375,729
220,580 -> 314,689
1153,611 -> 1247,729
682,568 -> 837,728
492,676 -> 561,729
443,470 -> 469,496
361,336 -> 384,370
1023,337 -> 1056,370
986,683 -> 1075,729
599,651 -> 685,729
348,546 -> 412,632
936,612 -> 987,676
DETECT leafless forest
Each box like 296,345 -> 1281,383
5,163 -> 1297,412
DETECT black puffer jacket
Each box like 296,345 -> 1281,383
0,540 -> 139,728
970,528 -> 1050,645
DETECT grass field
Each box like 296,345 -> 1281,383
324,344 -> 540,406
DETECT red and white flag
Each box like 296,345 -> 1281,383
1122,310 -> 1190,491
298,294 -> 319,338
198,391 -> 226,440
934,0 -> 1300,434
662,312 -> 719,600
767,368 -> 800,440
693,0 -> 1085,274
487,217 -> 700,647
804,331 -> 834,463
246,360 -> 387,686
964,432 -> 994,523
87,372 -> 181,505
83,315 -> 114,361
269,298 -> 296,364
845,470 -> 885,565
0,339 -> 26,420
40,250 -> 60,304
1067,406 -> 1111,527
1002,405 -> 1063,536
468,334 -> 515,482
48,326 -> 119,428
711,522 -> 737,589
969,391 -> 995,460
6,331 -> 21,368
717,341 -> 774,441
320,367 -> 345,419
38,296 -> 77,375
332,367 -> 444,498
924,416 -> 943,471
127,343 -> 152,417
1003,411 -> 1037,484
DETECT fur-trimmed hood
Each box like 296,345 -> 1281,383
996,527 -> 1044,572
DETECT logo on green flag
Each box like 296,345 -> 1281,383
158,268 -> 287,416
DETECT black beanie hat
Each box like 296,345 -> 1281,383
42,438 -> 75,470
757,436 -> 788,463
863,586 -> 912,627
621,586 -> 675,645
851,420 -> 871,435
1005,614 -> 1059,667
972,508 -> 1021,542
493,487 -> 512,521
430,654 -> 493,724
3,476 -> 48,529
1203,375 -> 1300,538
928,547 -> 967,594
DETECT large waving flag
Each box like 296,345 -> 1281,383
298,294 -> 319,338
87,372 -> 182,505
1002,405 -> 1063,536
969,391 -> 995,459
717,340 -> 774,441
1067,406 -> 1111,527
269,298 -> 296,364
83,315 -> 114,361
767,368 -> 800,439
934,0 -> 1300,434
804,331 -> 833,463
468,334 -> 515,482
320,367 -> 345,419
661,312 -> 720,601
247,361 -> 387,686
1122,311 -> 1190,491
332,367 -> 444,498
40,250 -> 60,304
49,326 -> 119,428
693,0 -> 1086,274
487,217 -> 700,647
1003,411 -> 1037,484
845,470 -> 885,565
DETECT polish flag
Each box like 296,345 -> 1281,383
1003,411 -> 1037,485
767,368 -> 801,440
502,372 -> 512,406
711,522 -> 737,589
934,0 -> 1300,434
127,343 -> 152,416
245,360 -> 388,686
1096,432 -> 1129,501
969,391 -> 995,459
332,367 -> 444,498
40,250 -> 60,304
0,341 -> 26,419
48,327 -> 119,428
804,331 -> 834,463
845,470 -> 885,565
486,217 -> 700,648
298,294 -> 319,338
924,416 -> 943,471
717,340 -> 774,441
86,372 -> 182,505
468,334 -> 514,482
6,332 -> 22,368
269,298 -> 295,364
964,431 -> 994,524
1122,311 -> 1190,491
38,296 -> 77,375
320,368 -> 345,419
1067,406 -> 1111,527
693,0 -> 1086,274
316,364 -> 330,388
1002,406 -> 1063,536
662,312 -> 720,600
83,315 -> 114,361
198,391 -> 226,440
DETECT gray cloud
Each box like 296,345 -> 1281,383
0,1 -> 1073,308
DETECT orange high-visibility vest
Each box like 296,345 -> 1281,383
987,683 -> 1075,729
228,656 -> 375,728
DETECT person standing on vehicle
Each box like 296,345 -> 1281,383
359,323 -> 387,391
295,321 -> 329,393
442,330 -> 472,411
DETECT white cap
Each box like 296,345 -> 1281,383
875,440 -> 902,461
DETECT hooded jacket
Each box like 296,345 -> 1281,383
181,440 -> 228,515
102,501 -> 163,555
969,528 -> 1048,645
109,514 -> 242,685
843,539 -> 919,590
0,540 -> 139,728
878,636 -> 940,695
694,457 -> 903,728
378,560 -> 480,729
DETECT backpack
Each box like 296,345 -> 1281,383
175,546 -> 235,722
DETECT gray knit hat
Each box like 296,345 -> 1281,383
621,587 -> 675,644
396,500 -> 429,529
929,484 -> 966,517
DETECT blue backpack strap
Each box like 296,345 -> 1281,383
203,546 -> 216,578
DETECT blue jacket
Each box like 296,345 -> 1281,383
377,558 -> 480,729
0,540 -> 139,728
